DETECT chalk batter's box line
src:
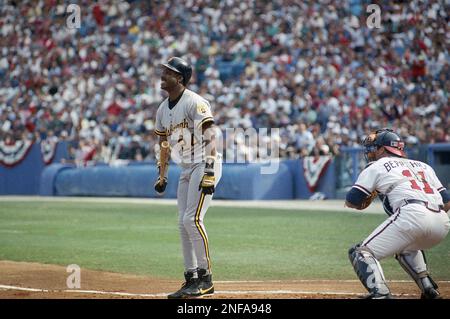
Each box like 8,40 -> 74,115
0,284 -> 421,298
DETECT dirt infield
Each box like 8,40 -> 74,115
1,261 -> 448,299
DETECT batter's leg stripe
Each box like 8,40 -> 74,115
195,193 -> 211,271
195,193 -> 211,270
196,193 -> 211,270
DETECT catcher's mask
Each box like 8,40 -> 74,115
362,128 -> 406,162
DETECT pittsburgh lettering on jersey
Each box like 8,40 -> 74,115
168,119 -> 189,136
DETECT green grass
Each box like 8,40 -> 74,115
0,200 -> 449,281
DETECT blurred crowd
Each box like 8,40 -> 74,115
0,0 -> 448,165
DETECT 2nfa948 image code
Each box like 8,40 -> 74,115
176,303 -> 272,316
220,303 -> 272,314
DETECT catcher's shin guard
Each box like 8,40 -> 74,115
348,244 -> 391,297
395,251 -> 441,299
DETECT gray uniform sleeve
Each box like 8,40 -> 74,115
155,105 -> 167,137
188,99 -> 214,129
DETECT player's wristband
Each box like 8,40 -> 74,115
204,156 -> 215,174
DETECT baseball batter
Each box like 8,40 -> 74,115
154,57 -> 222,299
345,128 -> 450,299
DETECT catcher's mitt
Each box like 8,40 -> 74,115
359,190 -> 378,209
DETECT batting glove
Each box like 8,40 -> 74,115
154,177 -> 167,194
199,156 -> 216,195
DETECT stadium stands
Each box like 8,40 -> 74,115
0,0 -> 448,167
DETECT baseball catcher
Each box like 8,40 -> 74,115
345,128 -> 450,299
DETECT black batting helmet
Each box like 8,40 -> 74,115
363,128 -> 406,161
161,57 -> 192,86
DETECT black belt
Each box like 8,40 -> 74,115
402,199 -> 444,213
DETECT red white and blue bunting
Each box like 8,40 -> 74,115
0,140 -> 33,167
40,139 -> 58,165
303,155 -> 332,193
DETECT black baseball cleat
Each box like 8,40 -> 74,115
421,288 -> 441,299
183,268 -> 214,297
167,271 -> 197,299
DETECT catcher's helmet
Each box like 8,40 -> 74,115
363,128 -> 406,161
161,57 -> 192,86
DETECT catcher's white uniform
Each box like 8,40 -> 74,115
347,128 -> 448,298
352,156 -> 449,261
